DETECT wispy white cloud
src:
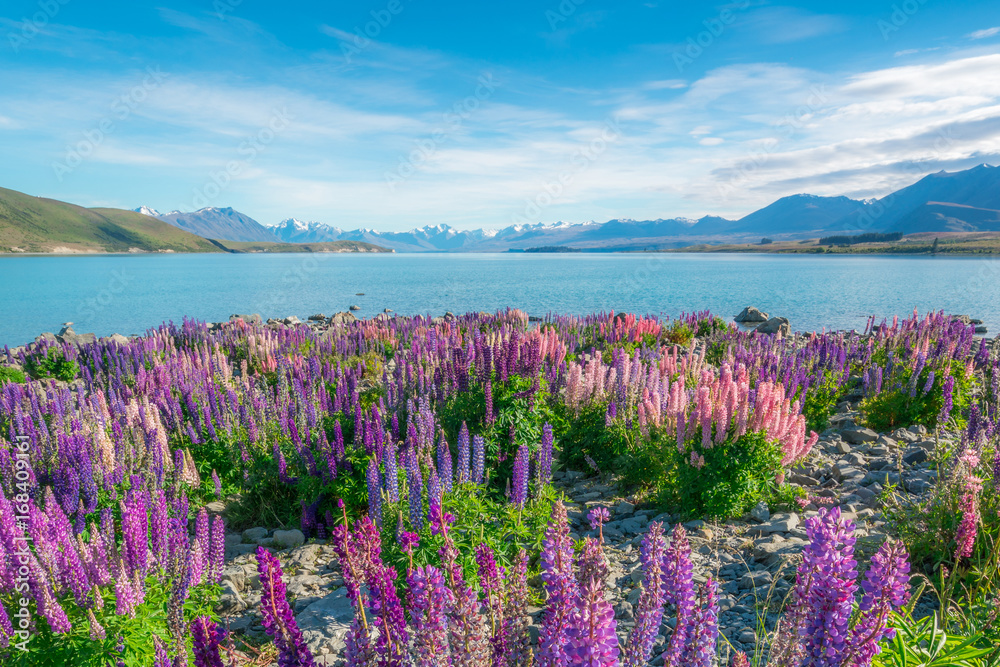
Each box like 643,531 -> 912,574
968,26 -> 1000,40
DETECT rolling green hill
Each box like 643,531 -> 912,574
0,187 -> 222,253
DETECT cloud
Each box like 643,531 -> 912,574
968,27 -> 1000,40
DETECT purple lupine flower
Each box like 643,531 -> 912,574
153,635 -> 172,667
211,470 -> 222,499
939,375 -> 955,425
800,507 -> 858,667
566,537 -> 619,667
456,422 -> 471,484
538,501 -> 578,667
190,616 -> 225,667
472,435 -> 485,484
538,422 -> 554,488
0,599 -> 14,648
407,565 -> 454,667
475,543 -> 508,663
661,525 -> 696,666
844,539 -> 910,665
588,506 -> 611,542
510,443 -> 530,507
682,577 -> 720,667
384,441 -> 400,503
406,448 -> 424,531
121,489 -> 149,577
344,616 -> 375,667
367,458 -> 383,526
623,522 -> 668,667
257,546 -> 316,667
436,433 -> 453,493
447,572 -> 491,667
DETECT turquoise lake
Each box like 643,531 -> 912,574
1,252 -> 998,347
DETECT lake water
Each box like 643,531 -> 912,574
1,252 -> 998,347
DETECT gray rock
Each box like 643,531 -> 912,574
747,513 -> 799,536
841,426 -> 878,444
242,527 -> 269,543
753,317 -> 790,335
735,306 -> 769,324
224,533 -> 244,549
902,448 -> 928,465
295,588 -> 354,656
272,529 -> 306,549
330,311 -> 358,324
282,316 -> 302,325
307,313 -> 327,321
349,305 -> 361,311
615,501 -> 635,516
750,501 -> 770,523
230,313 -> 262,325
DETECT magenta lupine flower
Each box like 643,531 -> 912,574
209,516 -> 225,584
367,458 -> 383,526
472,435 -> 485,484
800,507 -> 858,667
504,550 -> 532,666
682,577 -> 719,667
731,652 -> 750,667
623,522 -> 667,667
661,525 -> 696,666
121,489 -> 149,577
510,443 -> 530,507
368,561 -> 409,667
407,565 -> 454,667
194,508 -> 211,576
538,502 -> 578,667
844,539 -> 910,665
190,616 -> 226,667
566,537 -> 619,667
588,506 -> 611,542
257,547 -> 316,667
400,531 -> 420,555
150,490 -> 170,569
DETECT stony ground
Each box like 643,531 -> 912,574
211,392 -> 948,666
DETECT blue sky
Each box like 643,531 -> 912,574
1,0 -> 999,230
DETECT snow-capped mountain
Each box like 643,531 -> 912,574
136,164 -> 1000,251
137,207 -> 279,242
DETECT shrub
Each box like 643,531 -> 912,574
0,366 -> 26,385
24,347 -> 79,381
664,430 -> 784,519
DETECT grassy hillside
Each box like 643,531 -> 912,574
0,187 -> 221,253
668,231 -> 1000,255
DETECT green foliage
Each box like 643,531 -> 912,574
663,431 -> 784,520
663,320 -> 694,346
0,366 -> 27,385
873,612 -> 999,667
2,578 -> 219,666
379,484 -> 560,589
24,348 -> 79,382
799,371 -> 846,432
861,365 -> 973,432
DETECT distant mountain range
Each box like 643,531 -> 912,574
134,164 -> 999,251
